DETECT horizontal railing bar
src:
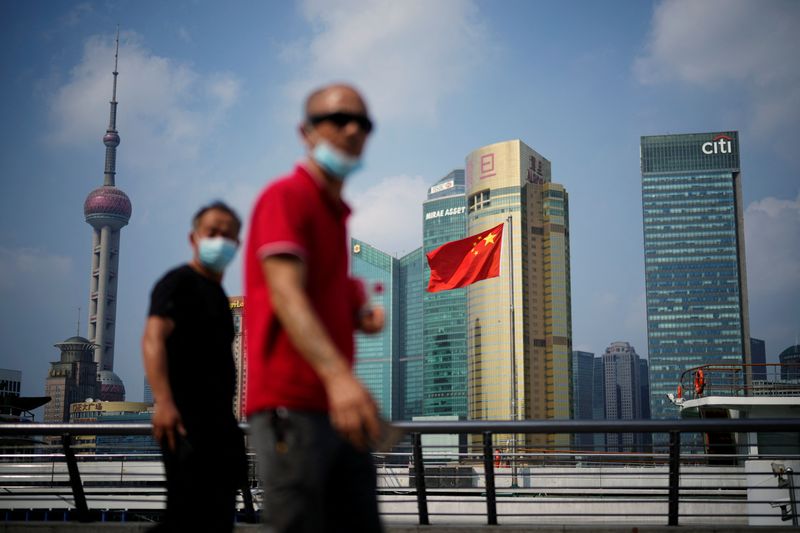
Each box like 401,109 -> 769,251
1,417 -> 799,436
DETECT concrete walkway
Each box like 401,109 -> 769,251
1,523 -> 796,532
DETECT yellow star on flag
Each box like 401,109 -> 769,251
482,232 -> 497,246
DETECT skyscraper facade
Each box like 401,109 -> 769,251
44,337 -> 99,423
465,140 -> 572,445
571,350 -> 595,450
351,238 -> 398,419
750,338 -> 767,381
230,296 -> 246,421
641,132 -> 751,421
83,33 -> 131,399
422,170 -> 468,418
398,248 -> 424,420
602,341 -> 645,451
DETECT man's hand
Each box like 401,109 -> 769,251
152,399 -> 186,453
325,371 -> 381,450
358,306 -> 385,334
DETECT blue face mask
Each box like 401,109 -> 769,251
197,236 -> 238,273
312,141 -> 363,180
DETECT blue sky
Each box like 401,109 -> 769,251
1,0 -> 798,405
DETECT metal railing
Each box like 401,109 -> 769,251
1,418 -> 799,526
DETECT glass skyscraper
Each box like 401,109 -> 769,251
398,247 -> 425,420
351,238 -> 398,419
640,131 -> 751,422
571,350 -> 595,450
422,170 -> 468,418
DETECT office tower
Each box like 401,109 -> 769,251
83,33 -> 131,399
592,356 -> 605,450
571,351 -> 595,450
639,358 -> 653,450
143,376 -> 153,404
0,369 -> 21,400
779,345 -> 800,381
398,248 -> 425,420
351,238 -> 398,419
602,342 -> 644,452
750,338 -> 767,381
641,132 -> 751,423
465,140 -> 572,446
422,170 -> 468,418
230,296 -> 246,420
44,337 -> 99,423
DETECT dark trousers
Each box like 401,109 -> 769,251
250,409 -> 383,533
153,427 -> 246,532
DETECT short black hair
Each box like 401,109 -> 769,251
192,201 -> 242,234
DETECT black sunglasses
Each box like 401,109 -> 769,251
307,112 -> 374,133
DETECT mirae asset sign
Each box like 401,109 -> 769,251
702,134 -> 734,155
425,206 -> 466,220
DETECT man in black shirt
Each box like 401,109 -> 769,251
142,201 -> 247,532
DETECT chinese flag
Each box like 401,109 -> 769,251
426,223 -> 504,292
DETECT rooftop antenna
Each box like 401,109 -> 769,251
76,307 -> 81,336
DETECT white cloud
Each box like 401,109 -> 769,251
283,0 -> 487,124
745,193 -> 800,296
635,0 -> 800,137
745,193 -> 800,352
49,32 -> 241,171
346,174 -> 428,255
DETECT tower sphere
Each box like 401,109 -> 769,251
103,132 -> 120,147
84,186 -> 132,229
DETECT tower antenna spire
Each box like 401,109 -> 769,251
102,25 -> 121,186
76,307 -> 81,336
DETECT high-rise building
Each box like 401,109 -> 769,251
465,140 -> 572,446
779,345 -> 800,381
592,356 -> 605,450
44,337 -> 99,423
143,376 -> 153,404
83,32 -> 131,400
602,342 -> 645,452
0,369 -> 21,400
750,338 -> 767,381
422,170 -> 468,418
351,238 -> 398,419
641,131 -> 751,422
571,351 -> 595,450
230,296 -> 246,421
398,248 -> 424,420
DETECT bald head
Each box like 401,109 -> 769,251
304,84 -> 369,118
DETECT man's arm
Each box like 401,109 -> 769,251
263,255 -> 380,449
141,316 -> 185,452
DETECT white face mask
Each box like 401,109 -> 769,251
197,236 -> 238,272
311,141 -> 363,180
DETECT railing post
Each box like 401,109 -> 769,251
412,432 -> 429,525
482,431 -> 498,525
241,484 -> 256,523
667,430 -> 681,526
61,434 -> 90,522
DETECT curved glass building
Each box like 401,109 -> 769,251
465,140 -> 573,446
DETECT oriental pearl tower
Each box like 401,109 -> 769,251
83,30 -> 130,401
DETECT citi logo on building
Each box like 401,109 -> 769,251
702,134 -> 734,155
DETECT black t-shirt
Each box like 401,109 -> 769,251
148,265 -> 237,433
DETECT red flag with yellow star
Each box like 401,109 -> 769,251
426,223 -> 504,292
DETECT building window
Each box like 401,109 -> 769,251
468,190 -> 491,212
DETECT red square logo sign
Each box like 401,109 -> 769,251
480,153 -> 495,179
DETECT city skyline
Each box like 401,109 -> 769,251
1,1 -> 798,406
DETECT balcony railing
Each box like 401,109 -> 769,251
1,418 -> 799,527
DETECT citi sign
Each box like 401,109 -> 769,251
702,134 -> 734,155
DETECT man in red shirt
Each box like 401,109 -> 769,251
244,84 -> 385,532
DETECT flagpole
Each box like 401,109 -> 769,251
506,214 -> 518,488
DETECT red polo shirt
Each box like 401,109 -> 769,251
244,164 -> 365,415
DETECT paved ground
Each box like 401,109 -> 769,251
1,523 -> 797,532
